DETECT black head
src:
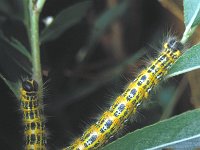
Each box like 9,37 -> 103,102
167,38 -> 184,51
22,79 -> 38,92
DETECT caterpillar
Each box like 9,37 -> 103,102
63,37 -> 184,150
20,79 -> 47,150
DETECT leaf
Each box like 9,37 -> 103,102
0,32 -> 31,61
22,0 -> 30,27
0,0 -> 25,21
102,109 -> 200,150
0,74 -> 19,98
167,44 -> 200,78
76,1 -> 128,62
40,1 -> 92,43
0,0 -> 12,17
49,49 -> 145,109
89,1 -> 127,44
184,0 -> 200,27
10,38 -> 32,61
0,32 -> 32,74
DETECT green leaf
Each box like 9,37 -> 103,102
184,0 -> 200,27
10,37 -> 32,61
167,44 -> 200,78
0,0 -> 12,17
102,109 -> 200,150
0,32 -> 31,61
52,49 -> 145,107
0,0 -> 25,21
22,0 -> 30,27
76,1 -> 128,62
0,32 -> 32,74
40,1 -> 92,43
10,55 -> 32,75
0,74 -> 19,98
89,1 -> 127,43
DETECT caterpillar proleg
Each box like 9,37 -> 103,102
20,79 -> 47,150
63,37 -> 184,150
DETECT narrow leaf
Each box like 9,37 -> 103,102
10,38 -> 32,61
0,32 -> 32,74
0,0 -> 12,17
0,0 -> 25,21
0,32 -> 31,61
76,1 -> 128,62
40,1 -> 92,43
102,109 -> 200,150
184,0 -> 200,27
167,44 -> 200,78
0,74 -> 19,98
51,49 -> 145,107
90,1 -> 127,43
22,0 -> 30,28
9,55 -> 32,75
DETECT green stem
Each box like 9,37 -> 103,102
29,3 -> 42,83
180,26 -> 197,44
36,0 -> 46,11
28,0 -> 46,89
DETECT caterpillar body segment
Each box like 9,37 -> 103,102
20,79 -> 47,150
64,38 -> 183,150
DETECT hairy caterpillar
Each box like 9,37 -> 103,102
20,79 -> 47,150
63,37 -> 184,150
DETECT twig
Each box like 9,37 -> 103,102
28,0 -> 46,87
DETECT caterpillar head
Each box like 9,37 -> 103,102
167,38 -> 184,51
163,37 -> 184,59
22,79 -> 38,92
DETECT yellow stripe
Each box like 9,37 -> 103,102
64,39 -> 183,150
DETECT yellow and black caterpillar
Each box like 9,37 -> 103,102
20,79 -> 47,150
63,37 -> 184,150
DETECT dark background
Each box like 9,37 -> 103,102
0,0 -> 193,149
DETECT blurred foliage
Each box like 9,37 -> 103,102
40,1 -> 92,43
0,0 -> 200,149
168,43 -> 200,77
183,0 -> 200,27
103,108 -> 200,150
